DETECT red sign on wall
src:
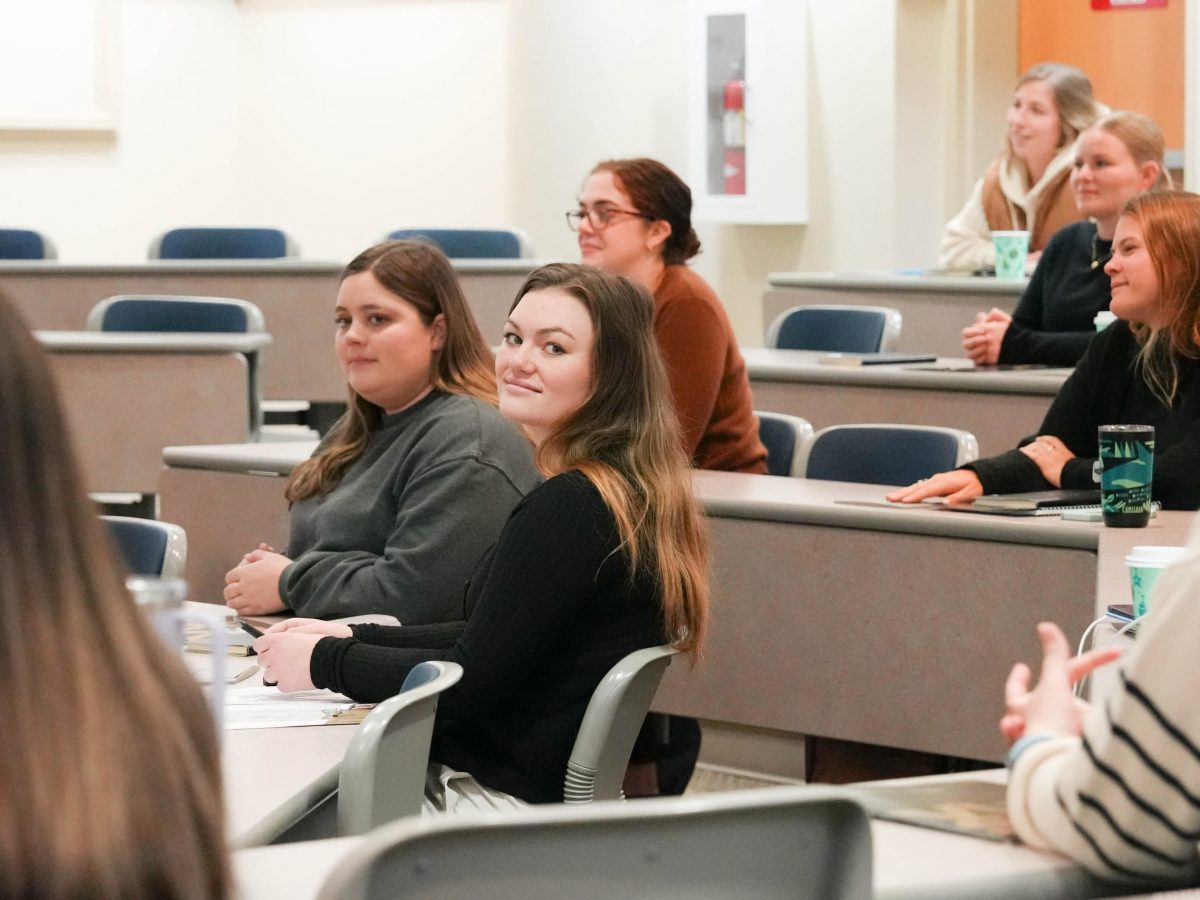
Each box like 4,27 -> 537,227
1091,0 -> 1167,9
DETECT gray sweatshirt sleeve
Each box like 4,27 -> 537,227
279,455 -> 526,623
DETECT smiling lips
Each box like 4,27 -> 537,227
503,377 -> 540,394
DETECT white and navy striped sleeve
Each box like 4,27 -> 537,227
1008,538 -> 1200,883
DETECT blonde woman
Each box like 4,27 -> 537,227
255,264 -> 710,807
0,292 -> 228,898
941,62 -> 1103,272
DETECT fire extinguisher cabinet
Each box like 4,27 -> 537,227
687,0 -> 808,224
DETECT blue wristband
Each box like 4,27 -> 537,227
1006,733 -> 1055,768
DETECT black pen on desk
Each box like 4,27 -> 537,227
236,618 -> 265,639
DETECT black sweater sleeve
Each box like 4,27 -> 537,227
310,472 -> 626,703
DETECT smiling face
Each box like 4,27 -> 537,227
496,288 -> 595,446
334,270 -> 446,414
1071,129 -> 1159,230
1105,216 -> 1166,328
576,170 -> 664,277
1006,79 -> 1062,174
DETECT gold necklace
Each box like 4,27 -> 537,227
1090,230 -> 1112,270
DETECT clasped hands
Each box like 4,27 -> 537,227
253,619 -> 353,693
224,543 -> 291,616
961,308 -> 1011,366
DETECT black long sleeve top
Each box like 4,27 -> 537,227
967,320 -> 1200,510
998,220 -> 1111,367
310,470 -> 666,803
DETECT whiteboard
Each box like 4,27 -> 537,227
0,0 -> 118,130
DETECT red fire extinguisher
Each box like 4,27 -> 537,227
723,65 -> 746,195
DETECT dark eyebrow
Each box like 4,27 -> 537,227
504,318 -> 575,340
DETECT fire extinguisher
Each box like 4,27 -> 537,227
723,64 -> 746,195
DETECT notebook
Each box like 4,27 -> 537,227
818,352 -> 937,367
957,489 -> 1101,516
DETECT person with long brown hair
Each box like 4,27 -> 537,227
0,292 -> 228,899
893,190 -> 1200,509
940,62 -> 1104,272
253,263 -> 710,808
224,240 -> 540,622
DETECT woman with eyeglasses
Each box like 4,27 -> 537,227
571,157 -> 767,475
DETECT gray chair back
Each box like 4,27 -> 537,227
766,304 -> 901,352
385,228 -> 532,259
87,295 -> 265,333
149,227 -> 298,260
100,516 -> 187,577
756,411 -> 814,477
564,644 -> 678,804
317,786 -> 874,900
337,661 -> 464,836
0,228 -> 56,260
799,424 -> 979,486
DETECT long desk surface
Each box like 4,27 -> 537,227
764,271 -> 1027,359
744,347 -> 1070,456
41,332 -> 269,494
232,769 -> 1169,900
4,258 -> 541,402
160,445 -> 1195,766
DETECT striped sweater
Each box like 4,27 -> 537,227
1008,529 -> 1200,883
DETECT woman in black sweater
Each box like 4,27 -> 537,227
254,264 -> 710,806
962,112 -> 1168,367
894,190 -> 1200,509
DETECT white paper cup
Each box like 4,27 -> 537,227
1125,545 -> 1189,617
992,230 -> 1030,280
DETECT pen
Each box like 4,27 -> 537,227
237,618 -> 265,639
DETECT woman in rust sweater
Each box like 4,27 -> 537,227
571,157 -> 767,475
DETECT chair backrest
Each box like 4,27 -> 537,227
317,786 -> 874,900
0,228 -> 56,260
756,411 -> 814,477
337,661 -> 464,836
149,227 -> 297,260
564,644 -> 678,804
766,305 -> 902,353
87,295 -> 266,333
385,228 -> 531,259
799,424 -> 979,487
100,516 -> 187,577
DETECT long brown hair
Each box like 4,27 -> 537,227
1121,191 -> 1200,405
512,264 -> 709,660
591,158 -> 702,266
287,240 -> 498,502
0,292 -> 228,899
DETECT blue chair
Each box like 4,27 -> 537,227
337,661 -> 464,836
799,424 -> 978,487
149,227 -> 298,260
86,295 -> 265,333
756,411 -> 814,477
766,305 -> 902,353
316,785 -> 873,900
0,228 -> 56,260
101,516 -> 187,577
384,228 -> 531,259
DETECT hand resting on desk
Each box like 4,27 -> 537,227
961,307 -> 1012,366
1000,622 -> 1120,744
254,620 -> 352,692
224,543 -> 291,615
886,469 -> 984,506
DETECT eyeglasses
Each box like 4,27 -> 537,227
565,205 -> 652,232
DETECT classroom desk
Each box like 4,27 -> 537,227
653,471 -> 1196,765
3,258 -> 540,402
744,347 -> 1070,457
159,445 -> 1195,767
763,272 -> 1027,358
39,331 -> 269,494
232,770 -> 1175,899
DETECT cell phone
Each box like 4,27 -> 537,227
1106,603 -> 1135,623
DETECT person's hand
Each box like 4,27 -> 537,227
1026,250 -> 1043,269
1018,435 -> 1075,488
224,548 -> 291,616
961,308 -> 1012,366
999,622 -> 1121,745
253,631 -> 326,692
265,618 -> 353,638
886,469 -> 984,506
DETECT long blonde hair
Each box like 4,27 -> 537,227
1088,111 -> 1171,191
287,240 -> 497,502
1005,62 -> 1101,165
0,292 -> 228,898
1121,191 -> 1200,405
513,264 -> 709,661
